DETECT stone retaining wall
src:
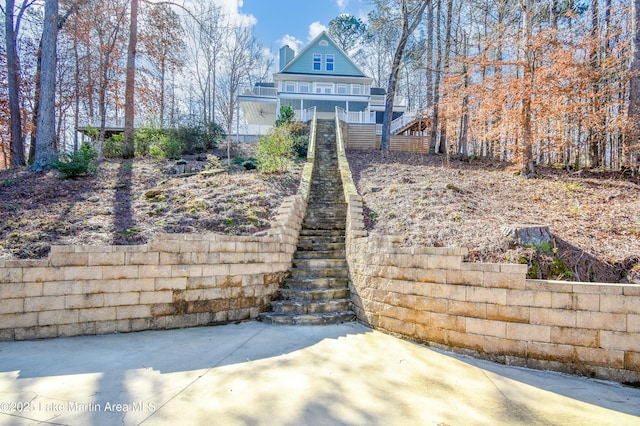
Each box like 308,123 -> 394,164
346,237 -> 640,383
0,193 -> 307,341
335,116 -> 640,384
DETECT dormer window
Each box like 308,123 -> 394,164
313,54 -> 321,71
326,54 -> 334,71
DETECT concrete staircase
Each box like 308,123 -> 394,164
260,119 -> 355,325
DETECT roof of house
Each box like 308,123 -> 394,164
277,31 -> 368,78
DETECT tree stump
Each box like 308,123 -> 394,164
502,224 -> 554,249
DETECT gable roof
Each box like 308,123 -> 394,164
278,31 -> 368,78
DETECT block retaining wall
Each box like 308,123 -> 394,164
0,112 -> 318,342
336,116 -> 640,384
0,193 -> 304,341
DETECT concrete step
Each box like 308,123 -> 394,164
279,288 -> 350,301
259,311 -> 355,325
285,277 -> 349,290
295,250 -> 345,259
293,258 -> 348,269
270,299 -> 351,315
301,223 -> 346,231
289,267 -> 349,279
297,241 -> 345,251
299,229 -> 345,237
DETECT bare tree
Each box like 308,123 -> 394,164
122,0 -> 138,159
381,0 -> 430,151
3,0 -> 35,166
629,0 -> 640,173
30,0 -> 59,171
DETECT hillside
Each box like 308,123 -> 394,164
0,147 -> 301,260
346,150 -> 640,284
2,145 -> 638,283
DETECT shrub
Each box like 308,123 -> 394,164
50,143 -> 97,179
275,105 -> 295,127
167,122 -> 225,154
103,133 -> 123,158
256,125 -> 294,173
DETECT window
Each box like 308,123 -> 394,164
337,84 -> 347,95
326,54 -> 334,71
316,83 -> 333,94
352,85 -> 361,95
285,82 -> 295,92
299,83 -> 310,93
313,54 -> 321,71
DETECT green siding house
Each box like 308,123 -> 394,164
239,31 -> 405,131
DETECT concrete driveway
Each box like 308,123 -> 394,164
0,321 -> 639,425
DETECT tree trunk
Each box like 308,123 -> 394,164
459,33 -> 469,160
425,0 -> 434,110
123,0 -> 139,159
5,0 -> 25,166
30,0 -> 59,171
28,36 -> 45,163
629,0 -> 640,173
520,0 -> 536,177
381,0 -> 430,150
589,0 -> 601,169
429,0 -> 442,154
437,0 -> 453,155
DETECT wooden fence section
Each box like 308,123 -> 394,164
341,122 -> 429,154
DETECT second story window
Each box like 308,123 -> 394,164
300,83 -> 310,93
326,54 -> 334,71
352,85 -> 361,95
285,82 -> 295,92
337,84 -> 347,95
313,54 -> 321,71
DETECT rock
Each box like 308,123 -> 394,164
87,196 -> 100,203
446,183 -> 465,193
201,169 -> 225,177
502,224 -> 554,250
370,187 -> 382,193
145,190 -> 162,199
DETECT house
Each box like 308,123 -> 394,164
239,31 -> 406,133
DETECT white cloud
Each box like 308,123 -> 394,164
336,0 -> 349,10
278,34 -> 303,54
308,22 -> 327,41
211,0 -> 257,27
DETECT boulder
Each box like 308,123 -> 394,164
502,224 -> 554,250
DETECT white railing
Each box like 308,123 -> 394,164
336,107 -> 348,122
336,107 -> 375,124
242,86 -> 277,97
335,107 -> 345,153
370,94 -> 406,107
390,111 -> 418,134
301,106 -> 317,123
347,111 -> 376,124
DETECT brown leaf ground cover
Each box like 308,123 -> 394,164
0,145 -> 301,260
346,150 -> 640,283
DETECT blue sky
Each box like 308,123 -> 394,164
237,0 -> 373,54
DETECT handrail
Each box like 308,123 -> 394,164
306,107 -> 317,160
390,110 -> 418,134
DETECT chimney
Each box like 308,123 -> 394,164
279,45 -> 295,71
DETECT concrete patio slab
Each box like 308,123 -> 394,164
0,321 -> 639,425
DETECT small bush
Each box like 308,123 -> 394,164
275,105 -> 295,127
256,125 -> 294,173
50,143 -> 97,179
103,133 -> 123,158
